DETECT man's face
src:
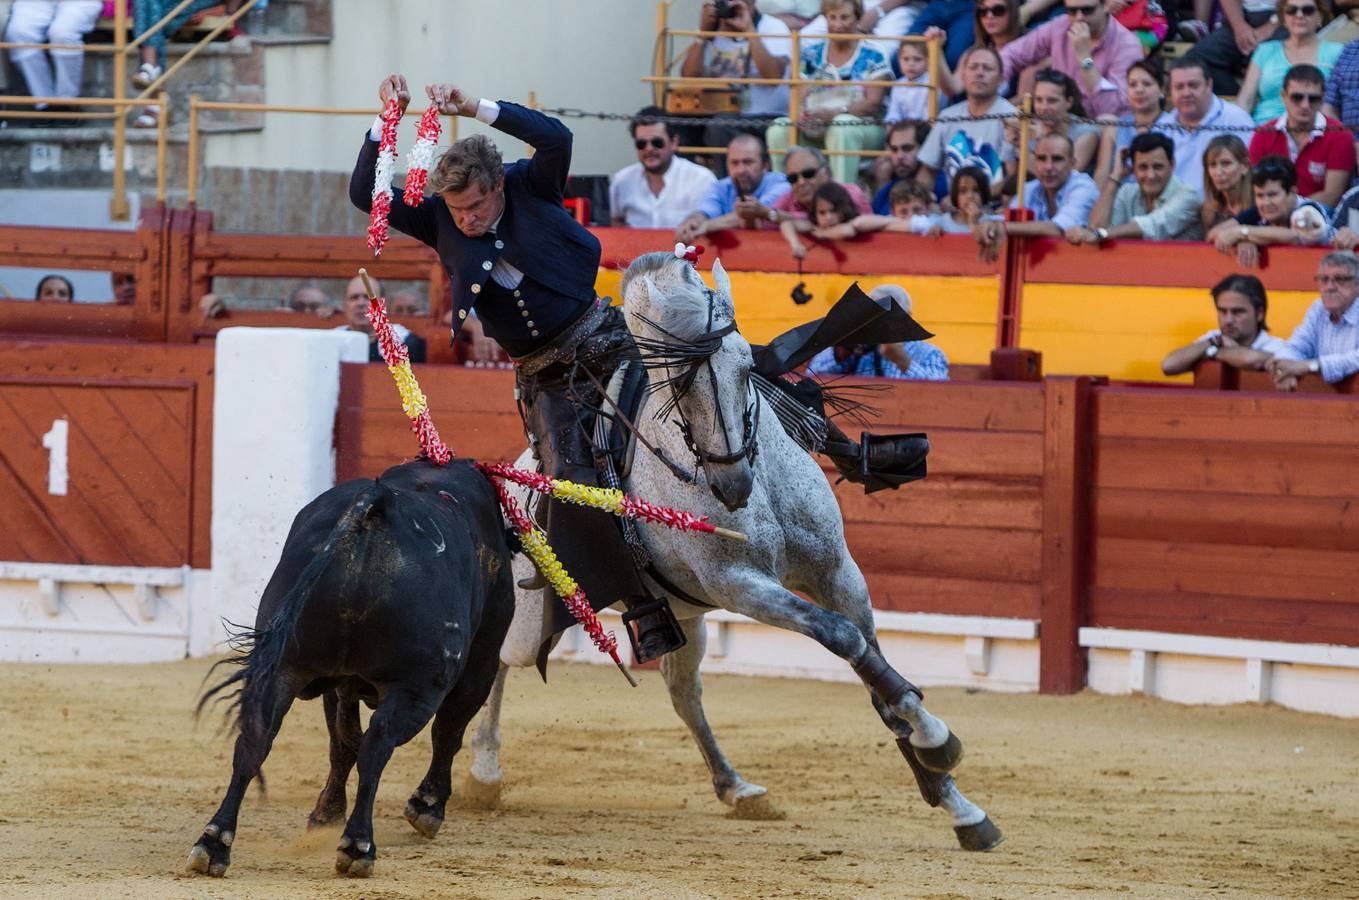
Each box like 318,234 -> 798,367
1214,289 -> 1262,343
726,138 -> 766,195
1282,79 -> 1323,132
1034,137 -> 1073,192
1252,179 -> 1294,225
441,179 -> 505,238
391,291 -> 421,316
785,151 -> 828,207
1063,0 -> 1107,35
344,277 -> 372,331
887,128 -> 921,179
1170,67 -> 1212,122
962,50 -> 1001,99
632,122 -> 678,175
1316,264 -> 1359,317
289,287 -> 327,314
1132,147 -> 1172,199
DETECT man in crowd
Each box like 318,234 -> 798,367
1248,65 -> 1355,210
1267,251 -> 1359,389
335,274 -> 427,363
1161,273 -> 1288,375
1154,57 -> 1256,198
1182,0 -> 1283,97
1068,132 -> 1202,244
770,146 -> 871,224
286,285 -> 330,314
675,133 -> 790,241
998,0 -> 1144,116
609,106 -> 716,228
807,285 -> 949,380
916,46 -> 1016,197
1210,156 -> 1332,268
1323,40 -> 1359,160
872,120 -> 929,215
680,0 -> 792,176
390,288 -> 424,317
976,133 -> 1097,260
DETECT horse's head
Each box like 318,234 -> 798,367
621,252 -> 756,512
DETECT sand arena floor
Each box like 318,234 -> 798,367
0,657 -> 1356,899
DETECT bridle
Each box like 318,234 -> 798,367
633,285 -> 760,477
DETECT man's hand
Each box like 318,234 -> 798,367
1335,227 -> 1359,249
1232,20 -> 1261,55
1065,225 -> 1098,245
882,342 -> 913,371
1236,242 -> 1260,268
733,195 -> 769,223
379,73 -> 411,115
1214,226 -> 1245,253
728,0 -> 754,32
976,220 -> 1004,262
1268,358 -> 1315,379
426,83 -> 479,117
676,215 -> 707,243
1067,20 -> 1092,61
698,0 -> 719,32
1219,334 -> 1240,348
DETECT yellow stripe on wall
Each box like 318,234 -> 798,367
1019,284 -> 1318,382
596,269 -> 999,365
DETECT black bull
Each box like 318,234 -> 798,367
188,459 -> 515,878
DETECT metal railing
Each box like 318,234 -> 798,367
0,0 -> 263,219
645,1 -> 942,160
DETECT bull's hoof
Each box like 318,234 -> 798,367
729,792 -> 786,821
454,773 -> 503,810
185,825 -> 233,877
404,792 -> 445,839
912,730 -> 964,774
335,836 -> 375,877
954,815 -> 1004,852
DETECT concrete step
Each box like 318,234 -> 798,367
81,36 -> 264,129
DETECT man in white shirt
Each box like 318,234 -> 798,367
1161,273 -> 1289,375
1153,57 -> 1257,199
609,107 -> 717,229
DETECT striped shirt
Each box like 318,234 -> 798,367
1274,298 -> 1359,383
808,342 -> 950,381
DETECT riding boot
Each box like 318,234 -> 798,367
821,420 -> 930,493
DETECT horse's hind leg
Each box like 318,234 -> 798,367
308,688 -> 362,829
661,615 -> 779,819
335,689 -> 442,877
461,662 -> 510,808
187,689 -> 295,877
405,644 -> 507,839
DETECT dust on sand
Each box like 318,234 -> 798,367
0,658 -> 1356,899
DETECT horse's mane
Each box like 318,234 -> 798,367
621,252 -> 733,342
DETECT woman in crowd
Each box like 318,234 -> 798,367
1199,135 -> 1254,233
34,274 -> 74,302
767,0 -> 893,184
1235,0 -> 1341,123
3,0 -> 103,122
927,0 -> 1025,96
1030,69 -> 1101,174
1209,155 -> 1332,268
1093,58 -> 1164,184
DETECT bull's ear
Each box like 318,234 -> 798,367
711,257 -> 732,298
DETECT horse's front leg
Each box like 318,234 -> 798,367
661,614 -> 780,819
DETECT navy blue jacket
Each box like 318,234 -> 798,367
349,102 -> 601,353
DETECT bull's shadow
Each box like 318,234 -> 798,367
187,458 -> 515,878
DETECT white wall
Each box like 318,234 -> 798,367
205,0 -> 696,177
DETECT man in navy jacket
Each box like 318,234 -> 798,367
350,74 -> 683,662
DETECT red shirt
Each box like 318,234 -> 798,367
1248,113 -> 1356,199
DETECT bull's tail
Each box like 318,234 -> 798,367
196,481 -> 385,772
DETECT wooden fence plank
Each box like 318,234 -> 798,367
845,521 -> 1041,583
1095,388 -> 1359,444
1088,587 -> 1359,647
867,572 -> 1042,618
835,479 -> 1043,531
1095,437 -> 1359,497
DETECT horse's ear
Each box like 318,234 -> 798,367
711,257 -> 732,299
643,276 -> 663,307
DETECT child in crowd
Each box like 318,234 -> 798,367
781,181 -> 865,259
815,180 -> 944,242
884,40 -> 946,124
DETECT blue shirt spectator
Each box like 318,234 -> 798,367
696,170 -> 790,219
676,134 -> 790,242
1012,171 -> 1099,230
807,342 -> 950,381
1323,42 -> 1359,131
1271,254 -> 1359,384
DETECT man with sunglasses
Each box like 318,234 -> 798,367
769,146 -> 871,224
1267,250 -> 1359,389
610,106 -> 717,229
998,0 -> 1144,115
1248,64 -> 1354,209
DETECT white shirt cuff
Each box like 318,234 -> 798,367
475,99 -> 500,125
368,115 -> 384,141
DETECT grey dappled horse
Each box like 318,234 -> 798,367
468,252 -> 1002,850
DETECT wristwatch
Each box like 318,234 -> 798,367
767,207 -> 779,223
1204,343 -> 1220,359
1079,56 -> 1096,71
1308,359 -> 1321,374
1240,225 -> 1251,239
1095,227 -> 1109,242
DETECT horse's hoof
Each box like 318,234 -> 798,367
404,794 -> 444,839
912,730 -> 964,774
954,815 -> 1004,852
729,792 -> 786,821
186,828 -> 231,877
453,773 -> 503,810
335,838 -> 376,877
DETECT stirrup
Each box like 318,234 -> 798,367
621,598 -> 686,663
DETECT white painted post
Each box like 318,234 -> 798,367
964,635 -> 991,675
1245,657 -> 1270,703
1129,649 -> 1154,695
201,328 -> 368,656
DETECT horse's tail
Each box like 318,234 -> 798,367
196,480 -> 385,772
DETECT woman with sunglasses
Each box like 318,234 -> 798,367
1234,0 -> 1341,123
925,0 -> 1025,96
1199,134 -> 1254,232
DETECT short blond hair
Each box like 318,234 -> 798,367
429,135 -> 505,195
